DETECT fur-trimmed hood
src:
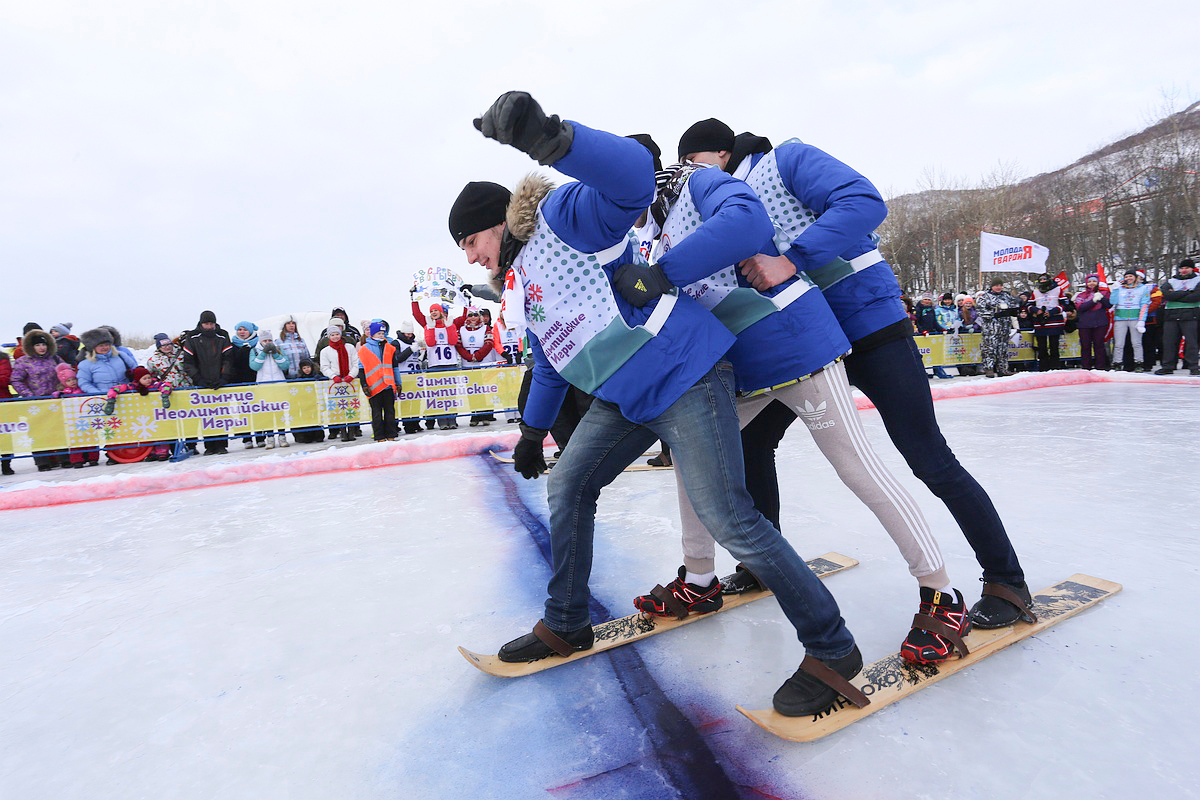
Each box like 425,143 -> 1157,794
21,329 -> 56,358
506,173 -> 556,244
80,327 -> 115,352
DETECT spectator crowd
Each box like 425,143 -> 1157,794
901,258 -> 1200,379
0,299 -> 525,475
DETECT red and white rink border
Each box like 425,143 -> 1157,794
3,370 -> 1195,511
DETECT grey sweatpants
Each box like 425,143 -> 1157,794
1113,319 -> 1143,365
674,360 -> 949,588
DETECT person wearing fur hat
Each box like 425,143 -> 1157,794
50,363 -> 99,467
453,92 -> 868,717
319,324 -> 361,442
12,329 -> 65,470
682,117 -> 1034,631
181,310 -> 233,455
1075,274 -> 1112,370
98,325 -> 139,376
1156,258 -> 1200,375
0,349 -> 14,475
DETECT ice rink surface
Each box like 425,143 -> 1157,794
2,382 -> 1197,800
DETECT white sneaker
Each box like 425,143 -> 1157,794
243,441 -> 255,450
265,438 -> 275,449
278,435 -> 289,448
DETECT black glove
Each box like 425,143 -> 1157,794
473,91 -> 574,166
513,423 -> 549,480
614,263 -> 673,307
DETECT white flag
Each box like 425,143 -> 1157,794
979,231 -> 1049,273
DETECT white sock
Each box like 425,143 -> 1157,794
685,570 -> 716,587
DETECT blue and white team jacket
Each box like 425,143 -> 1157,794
733,141 -> 907,345
652,165 -> 850,392
517,123 -> 735,430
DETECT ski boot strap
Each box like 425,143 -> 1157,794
650,584 -> 689,621
799,656 -> 870,709
910,613 -> 970,658
982,583 -> 1038,624
532,621 -> 574,658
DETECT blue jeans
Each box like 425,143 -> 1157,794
845,335 -> 1024,584
544,363 -> 855,660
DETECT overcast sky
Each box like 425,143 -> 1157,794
2,0 -> 1195,340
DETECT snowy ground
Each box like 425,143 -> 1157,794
2,379 -> 1197,800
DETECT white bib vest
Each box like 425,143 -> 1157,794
652,165 -> 815,334
515,204 -> 675,393
425,326 -> 458,368
740,140 -> 883,290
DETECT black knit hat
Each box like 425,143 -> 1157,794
199,310 -> 217,325
626,134 -> 663,173
1181,257 -> 1196,270
677,118 -> 735,160
22,322 -> 41,335
449,182 -> 512,244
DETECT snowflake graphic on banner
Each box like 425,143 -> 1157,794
528,304 -> 546,323
128,415 -> 157,439
85,399 -> 107,416
527,283 -> 543,303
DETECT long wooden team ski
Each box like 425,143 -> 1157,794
489,450 -> 672,473
459,552 -> 858,678
737,573 -> 1122,742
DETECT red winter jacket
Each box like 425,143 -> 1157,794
0,353 -> 14,399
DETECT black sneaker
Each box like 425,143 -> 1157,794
647,452 -> 672,467
969,581 -> 1036,629
1155,367 -> 1175,375
773,645 -> 864,717
719,563 -> 764,595
633,566 -> 723,619
497,623 -> 594,663
900,587 -> 970,664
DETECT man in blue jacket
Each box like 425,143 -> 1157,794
449,92 -> 865,716
678,118 -> 1034,629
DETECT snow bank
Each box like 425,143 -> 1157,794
0,431 -> 523,511
853,368 -> 1198,410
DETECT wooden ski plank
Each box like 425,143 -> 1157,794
737,573 -> 1122,741
459,552 -> 858,678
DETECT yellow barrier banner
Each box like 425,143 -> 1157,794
0,366 -> 524,453
916,331 -> 1081,367
397,366 -> 524,418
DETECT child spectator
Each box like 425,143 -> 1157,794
357,321 -> 405,441
456,306 -> 494,426
12,329 -> 66,470
0,349 -> 13,475
249,329 -> 290,449
319,324 -> 360,443
289,357 -> 325,443
278,316 -> 311,377
52,363 -> 98,468
146,333 -> 191,388
394,321 -> 424,434
50,323 -> 81,365
103,367 -> 173,461
1075,274 -> 1112,370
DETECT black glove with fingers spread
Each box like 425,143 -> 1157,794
474,91 -> 574,166
614,263 -> 672,307
513,423 -> 549,479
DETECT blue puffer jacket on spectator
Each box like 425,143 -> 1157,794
78,351 -> 132,395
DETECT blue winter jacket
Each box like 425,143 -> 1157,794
521,123 -> 735,429
78,351 -> 132,394
743,143 -> 907,344
656,167 -> 849,391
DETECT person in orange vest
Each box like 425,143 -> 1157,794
357,321 -> 409,442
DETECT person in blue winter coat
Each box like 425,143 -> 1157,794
619,155 -> 965,666
452,91 -> 865,717
77,327 -> 133,395
683,118 -> 1035,630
